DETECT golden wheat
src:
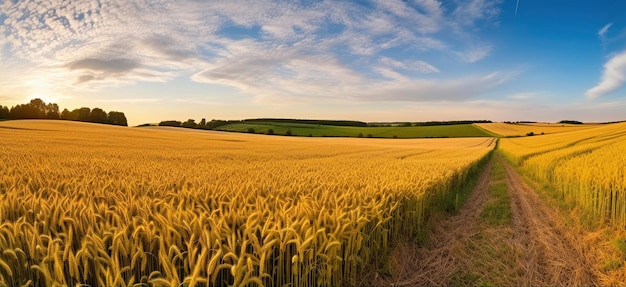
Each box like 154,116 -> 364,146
500,122 -> 626,227
0,120 -> 494,286
477,122 -> 598,137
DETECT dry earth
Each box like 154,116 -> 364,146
504,158 -> 596,286
368,155 -> 598,286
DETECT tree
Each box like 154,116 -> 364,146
28,98 -> 47,118
2,99 -> 128,126
285,128 -> 292,136
207,119 -> 229,129
60,108 -> 71,120
107,111 -> 128,126
46,102 -> 59,118
558,120 -> 583,125
10,104 -> 39,119
90,108 -> 108,123
0,105 -> 9,119
267,129 -> 274,135
159,120 -> 182,127
77,107 -> 91,122
182,119 -> 196,128
200,118 -> 207,129
46,109 -> 60,119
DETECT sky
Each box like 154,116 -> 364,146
1,0 -> 626,126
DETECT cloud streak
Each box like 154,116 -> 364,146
599,22 -> 613,47
586,50 -> 626,99
66,58 -> 140,74
599,23 -> 613,39
0,0 -> 507,104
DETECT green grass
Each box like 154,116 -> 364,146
215,122 -> 493,138
480,156 -> 511,225
614,238 -> 626,258
602,259 -> 623,271
472,124 -> 502,138
449,155 -> 520,286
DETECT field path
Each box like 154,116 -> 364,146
367,157 -> 494,286
369,155 -> 597,286
503,158 -> 596,286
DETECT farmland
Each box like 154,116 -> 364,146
477,122 -> 599,137
4,119 -> 626,286
215,122 -> 493,138
0,120 -> 494,286
499,122 -> 626,226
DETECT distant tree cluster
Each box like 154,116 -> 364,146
602,120 -> 626,124
0,99 -> 60,120
158,118 -> 233,129
243,118 -> 368,127
558,120 -> 583,125
411,120 -> 492,126
368,120 -> 492,127
504,121 -> 537,124
0,105 -> 11,119
0,98 -> 127,126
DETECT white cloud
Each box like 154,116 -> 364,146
506,91 -> 547,100
599,23 -> 613,39
94,98 -> 162,104
598,22 -> 613,48
456,44 -> 492,63
453,0 -> 501,26
585,50 -> 626,99
355,71 -> 514,102
378,57 -> 439,73
193,50 -> 513,103
0,0 -> 506,104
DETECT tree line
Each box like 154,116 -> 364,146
242,118 -> 368,127
369,120 -> 492,127
0,98 -> 127,126
558,120 -> 583,125
155,118 -> 496,131
157,119 -> 232,129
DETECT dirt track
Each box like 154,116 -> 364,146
369,155 -> 597,286
503,158 -> 596,286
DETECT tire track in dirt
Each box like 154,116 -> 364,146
503,157 -> 597,286
366,157 -> 494,286
368,155 -> 598,286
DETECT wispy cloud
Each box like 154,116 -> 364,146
599,23 -> 613,39
94,98 -> 162,104
585,50 -> 626,99
378,57 -> 440,74
355,71 -> 515,102
453,0 -> 502,26
506,91 -> 547,100
0,0 -> 506,104
455,44 -> 493,63
599,22 -> 613,47
66,58 -> 140,74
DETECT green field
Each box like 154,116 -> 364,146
215,122 -> 493,138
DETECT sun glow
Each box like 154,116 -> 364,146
27,91 -> 61,105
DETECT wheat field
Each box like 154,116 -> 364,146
477,122 -> 599,137
499,122 -> 626,227
0,120 -> 494,286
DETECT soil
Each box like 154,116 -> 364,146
367,155 -> 598,287
503,157 -> 596,286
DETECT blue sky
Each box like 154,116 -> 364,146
1,0 -> 626,125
